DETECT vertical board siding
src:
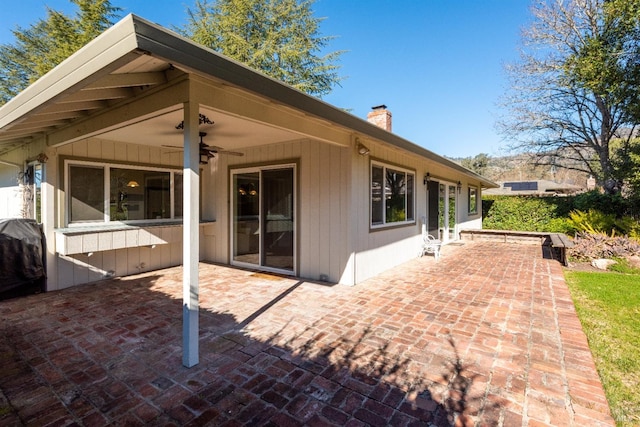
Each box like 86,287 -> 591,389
54,138 -> 185,287
57,139 -> 182,168
210,139 -> 350,283
354,141 -> 426,283
55,240 -> 186,288
306,140 -> 321,280
329,145 -> 344,281
51,136 -> 483,288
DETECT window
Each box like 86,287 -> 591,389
66,160 -> 183,225
371,162 -> 415,227
468,186 -> 478,215
70,165 -> 104,223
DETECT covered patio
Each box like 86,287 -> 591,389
0,241 -> 613,426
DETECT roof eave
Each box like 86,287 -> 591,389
0,15 -> 142,130
129,16 -> 498,188
0,14 -> 498,188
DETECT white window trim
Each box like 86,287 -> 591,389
468,185 -> 479,215
25,161 -> 43,223
370,160 -> 416,229
64,159 -> 183,227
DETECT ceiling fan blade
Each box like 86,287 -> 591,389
206,145 -> 244,156
219,150 -> 244,157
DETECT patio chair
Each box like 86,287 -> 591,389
419,223 -> 442,260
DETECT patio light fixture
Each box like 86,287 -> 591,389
457,181 -> 462,193
357,142 -> 370,156
424,173 -> 430,185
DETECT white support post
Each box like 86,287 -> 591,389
41,150 -> 58,291
182,101 -> 200,368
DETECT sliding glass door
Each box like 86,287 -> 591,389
232,165 -> 295,273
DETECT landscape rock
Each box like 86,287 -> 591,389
628,256 -> 640,269
591,258 -> 617,270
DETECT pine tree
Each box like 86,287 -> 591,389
181,0 -> 343,97
0,0 -> 121,105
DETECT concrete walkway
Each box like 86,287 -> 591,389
0,241 -> 613,426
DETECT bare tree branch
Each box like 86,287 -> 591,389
498,0 -> 640,194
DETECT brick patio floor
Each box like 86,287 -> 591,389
0,241 -> 614,426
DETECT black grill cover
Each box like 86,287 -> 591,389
0,218 -> 45,293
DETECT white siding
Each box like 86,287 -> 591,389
0,184 -> 22,218
208,139 -> 351,284
51,138 -> 187,289
0,145 -> 36,219
351,142 -> 422,283
3,129 -> 487,290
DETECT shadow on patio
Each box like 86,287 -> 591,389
0,242 -> 614,426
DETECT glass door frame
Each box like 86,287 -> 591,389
230,163 -> 297,275
428,179 -> 459,243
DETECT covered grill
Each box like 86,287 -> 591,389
0,218 -> 45,299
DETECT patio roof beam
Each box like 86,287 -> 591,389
45,77 -> 189,147
85,71 -> 167,89
56,87 -> 133,104
191,76 -> 351,147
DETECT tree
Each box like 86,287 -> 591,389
460,153 -> 490,176
181,0 -> 343,97
0,0 -> 121,105
499,0 -> 640,194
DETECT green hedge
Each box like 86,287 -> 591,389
481,191 -> 637,233
482,196 -> 573,232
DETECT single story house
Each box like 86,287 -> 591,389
0,15 -> 496,365
483,179 -> 585,196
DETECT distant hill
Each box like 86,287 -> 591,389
448,153 -> 590,188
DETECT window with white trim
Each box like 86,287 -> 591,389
371,162 -> 415,227
65,160 -> 183,226
468,186 -> 478,215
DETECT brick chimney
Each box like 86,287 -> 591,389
367,105 -> 392,132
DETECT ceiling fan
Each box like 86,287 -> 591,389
162,132 -> 243,164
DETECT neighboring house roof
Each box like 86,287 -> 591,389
484,180 -> 584,196
0,14 -> 496,188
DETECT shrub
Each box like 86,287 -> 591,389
482,194 -> 639,235
567,210 -> 640,237
571,191 -> 629,217
546,217 -> 575,234
569,232 -> 640,261
482,196 -> 569,232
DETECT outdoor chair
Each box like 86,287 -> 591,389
419,223 -> 442,260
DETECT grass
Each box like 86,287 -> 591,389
565,270 -> 640,426
609,257 -> 640,275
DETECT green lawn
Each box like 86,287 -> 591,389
565,270 -> 640,426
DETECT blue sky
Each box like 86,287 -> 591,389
0,0 -> 532,158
